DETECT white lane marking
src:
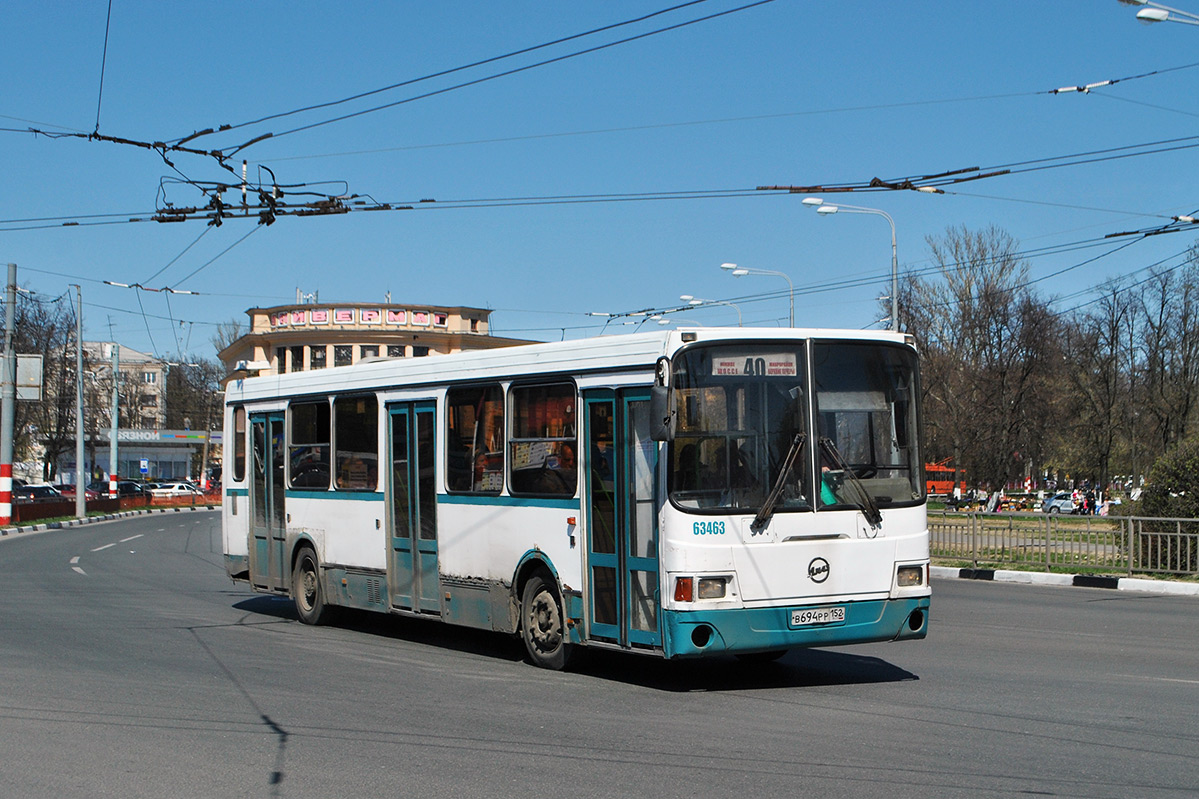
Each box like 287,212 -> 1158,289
120,534 -> 143,543
70,556 -> 80,564
91,543 -> 116,552
71,566 -> 86,576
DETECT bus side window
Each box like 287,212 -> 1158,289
334,395 -> 379,490
446,385 -> 504,494
509,383 -> 577,497
289,400 -> 331,489
232,406 -> 246,483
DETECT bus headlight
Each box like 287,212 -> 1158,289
896,565 -> 924,587
697,577 -> 727,599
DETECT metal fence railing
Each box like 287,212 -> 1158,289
929,511 -> 1199,578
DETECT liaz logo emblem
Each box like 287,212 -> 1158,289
808,557 -> 830,583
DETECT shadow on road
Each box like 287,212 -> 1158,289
232,596 -> 918,690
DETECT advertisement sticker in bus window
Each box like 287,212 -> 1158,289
710,353 -> 797,377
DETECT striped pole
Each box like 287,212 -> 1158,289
0,464 -> 11,527
1,263 -> 16,527
109,343 -> 119,499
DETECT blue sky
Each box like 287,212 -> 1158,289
3,1 -> 1199,358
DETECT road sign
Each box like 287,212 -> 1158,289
140,458 -> 149,475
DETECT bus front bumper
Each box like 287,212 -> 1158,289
662,596 -> 929,658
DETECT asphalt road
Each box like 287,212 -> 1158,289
1,511 -> 1195,798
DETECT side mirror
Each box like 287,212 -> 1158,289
650,357 -> 674,441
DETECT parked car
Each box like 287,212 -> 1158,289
13,484 -> 63,502
1042,492 -> 1077,514
53,483 -> 101,501
86,480 -> 147,497
149,482 -> 204,498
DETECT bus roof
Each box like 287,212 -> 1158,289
224,327 -> 912,403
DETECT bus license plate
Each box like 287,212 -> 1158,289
791,606 -> 845,627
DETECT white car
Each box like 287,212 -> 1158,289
1042,492 -> 1077,514
149,482 -> 203,497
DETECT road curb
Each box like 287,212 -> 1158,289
931,565 -> 1199,597
0,505 -> 218,538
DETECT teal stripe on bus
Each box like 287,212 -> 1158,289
440,493 -> 580,511
226,488 -> 249,497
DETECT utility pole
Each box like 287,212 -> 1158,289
72,285 -> 85,520
1,263 -> 17,527
109,342 -> 119,499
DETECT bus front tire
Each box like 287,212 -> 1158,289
521,574 -> 572,670
293,546 -> 331,625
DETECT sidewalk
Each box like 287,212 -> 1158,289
0,504 -> 217,538
932,565 -> 1199,597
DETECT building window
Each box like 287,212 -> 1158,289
446,385 -> 504,493
413,346 -> 429,357
387,345 -> 405,358
334,345 -> 353,367
310,346 -> 327,370
290,345 -> 305,371
509,383 -> 577,497
360,345 -> 379,359
276,347 -> 287,374
289,401 -> 330,489
142,372 -> 157,384
470,318 -> 479,332
334,395 -> 378,490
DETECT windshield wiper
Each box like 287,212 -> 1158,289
818,437 -> 883,526
751,432 -> 806,533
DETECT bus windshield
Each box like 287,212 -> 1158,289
812,341 -> 922,509
667,341 -> 922,513
668,344 -> 811,513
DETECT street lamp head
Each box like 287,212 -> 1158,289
816,205 -> 839,215
719,262 -> 738,271
679,294 -> 694,302
688,299 -> 703,306
801,197 -> 824,207
1137,7 -> 1169,22
732,268 -> 749,276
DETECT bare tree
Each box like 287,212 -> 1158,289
210,318 -> 244,354
906,225 -> 1061,491
1137,254 -> 1199,453
1058,281 -> 1133,489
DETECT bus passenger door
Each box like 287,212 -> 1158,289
249,412 -> 287,592
584,390 -> 661,649
386,402 -> 440,615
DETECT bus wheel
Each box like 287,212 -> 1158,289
521,574 -> 572,670
293,546 -> 330,625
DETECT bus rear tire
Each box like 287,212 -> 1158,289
293,546 -> 331,625
520,574 -> 572,670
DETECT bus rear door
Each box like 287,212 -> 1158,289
386,401 -> 440,615
584,390 -> 661,649
249,412 -> 287,592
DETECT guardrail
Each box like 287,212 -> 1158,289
929,510 -> 1199,577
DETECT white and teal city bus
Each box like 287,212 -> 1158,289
222,328 -> 929,669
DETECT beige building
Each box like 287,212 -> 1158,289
82,342 -> 168,429
218,301 -> 531,379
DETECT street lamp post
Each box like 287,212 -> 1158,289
679,295 -> 742,326
720,262 -> 794,327
1118,0 -> 1199,26
803,197 -> 899,332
